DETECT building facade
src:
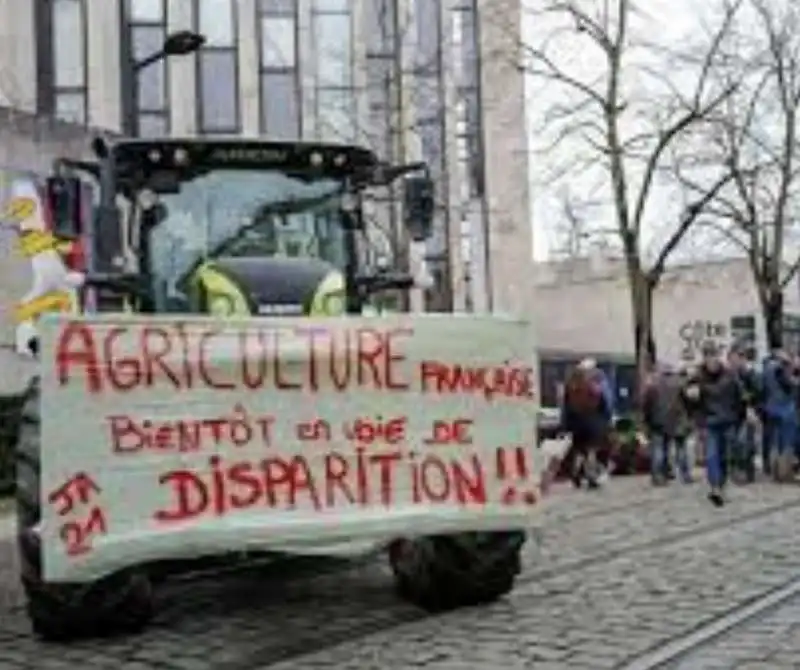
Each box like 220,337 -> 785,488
533,257 -> 800,365
0,0 -> 532,318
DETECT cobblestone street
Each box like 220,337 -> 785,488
0,477 -> 798,669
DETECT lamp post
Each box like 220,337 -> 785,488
123,29 -> 206,137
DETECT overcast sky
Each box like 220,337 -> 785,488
522,0 -> 729,261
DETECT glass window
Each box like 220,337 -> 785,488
366,59 -> 391,110
259,0 -> 296,15
198,0 -> 235,47
461,11 -> 477,86
416,2 -> 439,68
199,50 -> 238,132
138,113 -> 168,137
260,17 -> 296,68
314,14 -> 350,86
261,71 -> 299,139
316,88 -> 355,142
55,92 -> 86,124
314,0 -> 348,12
132,25 -> 166,110
129,0 -> 164,22
365,0 -> 393,53
53,0 -> 85,88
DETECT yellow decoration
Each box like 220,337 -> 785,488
2,196 -> 36,224
17,230 -> 72,258
14,291 -> 73,323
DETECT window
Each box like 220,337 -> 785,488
198,0 -> 235,46
196,0 -> 240,134
455,6 -> 483,198
314,13 -> 351,86
365,0 -> 394,55
55,92 -> 86,125
130,0 -> 164,21
133,25 -> 167,110
312,0 -> 354,142
137,113 -> 168,137
316,88 -> 355,142
52,0 -> 88,123
258,0 -> 300,138
364,0 -> 394,158
125,0 -> 169,136
260,18 -> 296,68
199,51 -> 238,132
261,71 -> 299,139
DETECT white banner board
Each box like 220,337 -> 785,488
39,313 -> 542,582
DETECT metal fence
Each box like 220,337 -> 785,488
0,394 -> 21,496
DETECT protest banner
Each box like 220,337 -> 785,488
38,313 -> 541,582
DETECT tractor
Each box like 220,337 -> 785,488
14,136 -> 527,641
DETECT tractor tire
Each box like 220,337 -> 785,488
388,531 -> 525,612
15,378 -> 154,642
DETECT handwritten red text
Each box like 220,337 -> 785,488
424,419 -> 473,445
109,405 -> 275,454
420,361 -> 534,402
342,415 -> 407,445
47,472 -> 108,556
56,322 -> 413,395
153,451 -> 487,522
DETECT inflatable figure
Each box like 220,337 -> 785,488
3,179 -> 84,355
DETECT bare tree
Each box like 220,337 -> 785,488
683,0 -> 800,349
548,186 -> 616,259
521,0 -> 739,380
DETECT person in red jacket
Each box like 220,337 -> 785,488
560,359 -> 613,489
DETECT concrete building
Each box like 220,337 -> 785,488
0,0 -> 531,394
533,256 -> 800,365
0,0 -> 531,314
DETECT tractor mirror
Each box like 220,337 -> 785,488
92,205 -> 124,273
45,175 -> 84,238
403,175 -> 434,242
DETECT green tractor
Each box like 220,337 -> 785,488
15,136 -> 526,640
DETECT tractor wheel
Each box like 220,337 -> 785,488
388,531 -> 525,612
15,378 -> 154,642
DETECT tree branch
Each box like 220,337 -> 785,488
648,171 -> 736,280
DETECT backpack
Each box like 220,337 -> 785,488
566,374 -> 602,413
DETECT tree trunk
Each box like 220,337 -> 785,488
764,286 -> 783,351
630,271 -> 656,406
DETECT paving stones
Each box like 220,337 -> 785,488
0,479 -> 797,669
664,592 -> 800,670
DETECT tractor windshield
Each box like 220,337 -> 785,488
143,168 -> 348,303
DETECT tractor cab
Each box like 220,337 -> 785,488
48,137 -> 434,318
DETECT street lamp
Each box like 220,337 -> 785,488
124,30 -> 206,136
134,30 -> 206,72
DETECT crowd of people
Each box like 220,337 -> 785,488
558,342 -> 800,507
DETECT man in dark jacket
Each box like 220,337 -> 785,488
643,364 -> 693,485
727,347 -> 760,482
761,348 -> 797,481
696,341 -> 746,506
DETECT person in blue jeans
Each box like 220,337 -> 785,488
642,364 -> 693,485
695,342 -> 746,507
727,347 -> 761,482
761,349 -> 798,482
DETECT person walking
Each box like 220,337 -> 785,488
761,348 -> 798,482
727,346 -> 761,483
643,363 -> 694,485
695,342 -> 746,507
560,359 -> 613,489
